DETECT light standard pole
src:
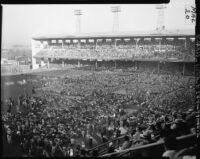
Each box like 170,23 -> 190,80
155,4 -> 167,31
111,6 -> 121,32
74,9 -> 82,34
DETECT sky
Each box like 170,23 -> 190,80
1,0 -> 195,48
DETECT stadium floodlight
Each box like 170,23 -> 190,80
111,6 -> 121,12
111,6 -> 121,32
156,4 -> 166,9
74,9 -> 82,15
156,4 -> 167,31
74,9 -> 82,34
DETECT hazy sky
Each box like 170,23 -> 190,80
2,0 -> 195,48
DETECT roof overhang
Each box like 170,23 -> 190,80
32,29 -> 195,40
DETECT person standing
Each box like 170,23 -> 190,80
17,96 -> 21,113
6,127 -> 12,144
61,146 -> 69,157
7,99 -> 12,113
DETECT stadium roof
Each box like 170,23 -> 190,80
32,29 -> 195,40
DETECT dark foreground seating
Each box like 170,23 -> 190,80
101,134 -> 196,158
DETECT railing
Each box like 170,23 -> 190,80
87,135 -> 126,156
101,134 -> 196,158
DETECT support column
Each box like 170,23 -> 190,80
158,61 -> 160,74
47,60 -> 50,69
114,61 -> 117,69
41,60 -> 45,67
62,61 -> 65,68
135,61 -> 137,70
78,39 -> 81,49
95,39 -> 97,50
61,40 -> 64,48
134,38 -> 140,60
135,38 -> 140,51
78,60 -> 80,67
114,39 -> 117,49
95,60 -> 98,70
136,61 -> 139,70
159,39 -> 161,52
184,38 -> 188,60
183,62 -> 185,76
134,61 -> 136,71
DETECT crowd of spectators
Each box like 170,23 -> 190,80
1,67 -> 196,157
35,39 -> 195,61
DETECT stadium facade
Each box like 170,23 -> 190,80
31,29 -> 195,74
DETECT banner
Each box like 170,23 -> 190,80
185,4 -> 196,25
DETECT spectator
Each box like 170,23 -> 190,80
162,135 -> 178,159
6,127 -> 12,144
121,135 -> 130,150
102,135 -> 108,143
107,142 -> 115,153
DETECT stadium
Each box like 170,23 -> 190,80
1,4 -> 197,158
32,29 -> 195,75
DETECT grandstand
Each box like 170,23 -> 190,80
2,2 -> 197,157
32,29 -> 195,75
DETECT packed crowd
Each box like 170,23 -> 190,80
2,68 -> 196,157
35,39 -> 195,61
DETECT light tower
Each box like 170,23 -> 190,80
156,4 -> 167,31
74,9 -> 82,34
111,6 -> 121,32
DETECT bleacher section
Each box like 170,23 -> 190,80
34,38 -> 195,61
101,134 -> 196,157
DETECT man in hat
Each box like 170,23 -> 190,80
6,126 -> 12,144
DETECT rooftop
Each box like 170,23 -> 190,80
32,29 -> 195,40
